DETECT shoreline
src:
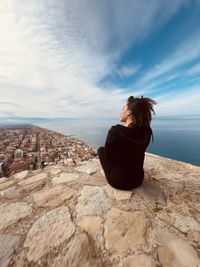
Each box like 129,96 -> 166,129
0,124 -> 98,178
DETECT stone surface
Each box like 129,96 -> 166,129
0,180 -> 16,191
49,167 -> 62,175
52,172 -> 79,184
104,208 -> 147,254
100,169 -> 106,177
13,170 -> 29,180
103,184 -> 133,201
75,159 -> 99,171
118,254 -> 156,267
17,172 -> 47,192
0,154 -> 199,266
32,185 -> 76,207
75,164 -> 98,175
0,234 -> 21,267
134,179 -> 166,205
156,211 -> 172,224
155,227 -> 200,267
77,216 -> 103,237
0,186 -> 24,200
55,232 -> 103,267
17,172 -> 47,186
0,186 -> 17,199
170,212 -> 200,234
78,173 -> 107,186
23,206 -> 76,262
0,202 -> 32,231
0,178 -> 8,183
76,186 -> 112,217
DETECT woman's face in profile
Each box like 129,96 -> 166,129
120,104 -> 131,122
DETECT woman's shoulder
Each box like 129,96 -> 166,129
106,125 -> 120,142
108,124 -> 121,134
108,124 -> 118,131
110,124 -> 152,131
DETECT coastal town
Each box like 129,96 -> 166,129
0,125 -> 98,178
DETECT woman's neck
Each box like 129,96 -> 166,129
124,120 -> 135,127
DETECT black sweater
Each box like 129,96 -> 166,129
104,124 -> 153,187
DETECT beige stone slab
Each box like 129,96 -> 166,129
75,164 -> 98,175
76,186 -> 112,217
170,213 -> 200,234
19,181 -> 45,193
0,186 -> 18,199
75,159 -> 99,170
0,180 -> 16,191
134,179 -> 166,205
24,206 -> 76,262
77,216 -> 103,237
32,185 -> 76,207
78,173 -> 107,187
156,211 -> 172,224
54,232 -> 103,267
0,202 -> 32,231
0,178 -> 8,184
17,173 -> 47,192
13,170 -> 29,180
49,167 -> 62,175
103,184 -> 133,201
52,172 -> 79,184
104,208 -> 147,254
117,254 -> 156,267
0,234 -> 21,267
100,169 -> 106,177
17,173 -> 47,186
155,227 -> 200,267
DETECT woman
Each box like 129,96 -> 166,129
97,95 -> 157,190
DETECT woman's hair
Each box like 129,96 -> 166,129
126,95 -> 157,142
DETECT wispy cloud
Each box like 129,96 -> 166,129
135,29 -> 200,87
184,62 -> 200,76
153,85 -> 200,116
116,64 -> 141,78
0,0 -> 199,118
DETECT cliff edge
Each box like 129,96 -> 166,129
0,152 -> 200,267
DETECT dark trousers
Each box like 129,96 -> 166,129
97,146 -> 143,190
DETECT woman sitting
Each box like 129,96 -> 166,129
97,95 -> 157,190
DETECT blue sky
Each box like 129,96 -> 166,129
0,0 -> 200,118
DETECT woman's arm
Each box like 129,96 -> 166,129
104,126 -> 119,163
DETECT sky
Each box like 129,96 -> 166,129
0,0 -> 200,119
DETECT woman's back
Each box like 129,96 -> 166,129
98,95 -> 157,190
104,124 -> 152,185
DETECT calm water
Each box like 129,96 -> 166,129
0,116 -> 200,167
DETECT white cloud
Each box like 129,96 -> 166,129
134,29 -> 200,88
154,85 -> 200,116
116,64 -> 141,78
184,63 -> 200,76
0,0 -> 191,118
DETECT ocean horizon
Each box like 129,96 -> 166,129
0,115 -> 200,167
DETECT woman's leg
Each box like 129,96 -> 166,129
97,146 -> 111,179
97,146 -> 140,191
97,146 -> 130,189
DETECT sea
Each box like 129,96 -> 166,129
0,116 -> 200,167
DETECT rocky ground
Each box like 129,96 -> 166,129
0,152 -> 200,267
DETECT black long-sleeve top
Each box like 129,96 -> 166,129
104,123 -> 153,187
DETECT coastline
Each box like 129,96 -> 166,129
0,124 -> 98,178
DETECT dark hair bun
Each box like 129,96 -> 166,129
127,96 -> 135,102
